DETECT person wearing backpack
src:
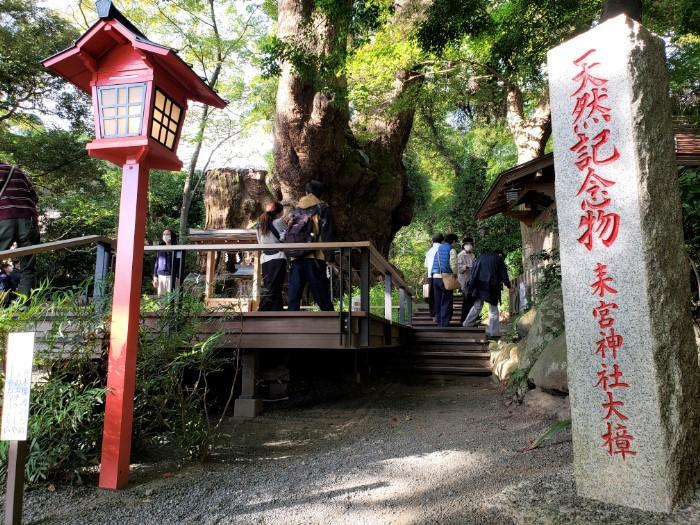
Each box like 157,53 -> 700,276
286,180 -> 334,311
0,163 -> 39,298
462,249 -> 512,338
257,200 -> 287,311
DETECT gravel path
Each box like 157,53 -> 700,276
13,377 -> 700,524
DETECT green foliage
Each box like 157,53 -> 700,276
0,284 -> 106,484
522,418 -> 571,452
133,293 -> 236,460
418,0 -> 599,79
417,0 -> 491,54
530,248 -> 562,304
505,366 -> 530,400
0,286 -> 239,485
0,0 -> 83,127
391,106 -> 521,293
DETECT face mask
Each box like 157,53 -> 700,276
163,235 -> 172,243
464,244 -> 473,252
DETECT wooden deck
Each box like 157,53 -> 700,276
143,311 -> 408,350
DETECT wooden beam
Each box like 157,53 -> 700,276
0,235 -> 113,259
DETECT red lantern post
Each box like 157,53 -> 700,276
43,1 -> 226,489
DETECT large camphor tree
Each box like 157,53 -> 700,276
271,0 -> 431,254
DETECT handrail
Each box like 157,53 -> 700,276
144,241 -> 373,251
0,237 -> 414,298
145,241 -> 414,296
0,235 -> 113,259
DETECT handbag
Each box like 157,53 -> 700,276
437,250 -> 460,291
422,281 -> 430,299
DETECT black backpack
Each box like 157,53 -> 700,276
285,205 -> 321,258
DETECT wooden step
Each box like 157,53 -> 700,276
413,334 -> 487,342
399,356 -> 490,366
412,325 -> 485,332
397,365 -> 492,375
409,342 -> 488,352
403,350 -> 490,358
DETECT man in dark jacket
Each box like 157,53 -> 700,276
287,180 -> 334,311
463,250 -> 512,337
0,163 -> 39,298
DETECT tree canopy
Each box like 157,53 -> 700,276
0,0 -> 697,291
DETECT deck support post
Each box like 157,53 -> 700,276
407,293 -> 413,325
234,349 -> 262,418
384,273 -> 392,321
398,287 -> 406,324
94,241 -> 112,315
359,249 -> 370,347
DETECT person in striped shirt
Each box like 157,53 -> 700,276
0,163 -> 39,298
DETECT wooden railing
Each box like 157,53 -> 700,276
144,241 -> 414,345
0,237 -> 413,346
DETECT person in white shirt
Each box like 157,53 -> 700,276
257,201 -> 288,311
424,233 -> 443,323
457,237 -> 476,324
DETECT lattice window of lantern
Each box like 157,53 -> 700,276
98,83 -> 146,138
151,89 -> 182,150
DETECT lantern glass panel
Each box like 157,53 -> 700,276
150,89 -> 183,151
97,83 -> 146,139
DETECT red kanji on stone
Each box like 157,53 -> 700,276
571,49 -> 607,97
595,362 -> 629,391
578,210 -> 621,251
591,263 -> 618,297
595,327 -> 624,360
590,129 -> 620,165
592,300 -> 618,328
584,88 -> 612,123
580,192 -> 612,211
577,168 -> 616,198
601,422 -> 637,460
602,391 -> 628,421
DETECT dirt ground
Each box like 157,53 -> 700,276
13,377 -> 700,524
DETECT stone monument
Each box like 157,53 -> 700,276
548,14 -> 700,512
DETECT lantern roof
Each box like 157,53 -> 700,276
42,1 -> 226,109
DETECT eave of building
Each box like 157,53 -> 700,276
476,132 -> 700,222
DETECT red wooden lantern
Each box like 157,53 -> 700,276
42,0 -> 226,490
43,0 -> 225,169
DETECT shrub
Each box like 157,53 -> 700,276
0,286 -> 240,485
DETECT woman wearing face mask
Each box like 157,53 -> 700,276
153,228 -> 176,296
458,237 -> 476,324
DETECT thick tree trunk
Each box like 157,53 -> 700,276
504,84 -> 555,278
273,0 -> 420,255
202,167 -> 275,273
506,86 -> 552,164
204,168 -> 275,230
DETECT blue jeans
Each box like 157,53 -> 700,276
287,259 -> 333,311
432,277 -> 453,327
